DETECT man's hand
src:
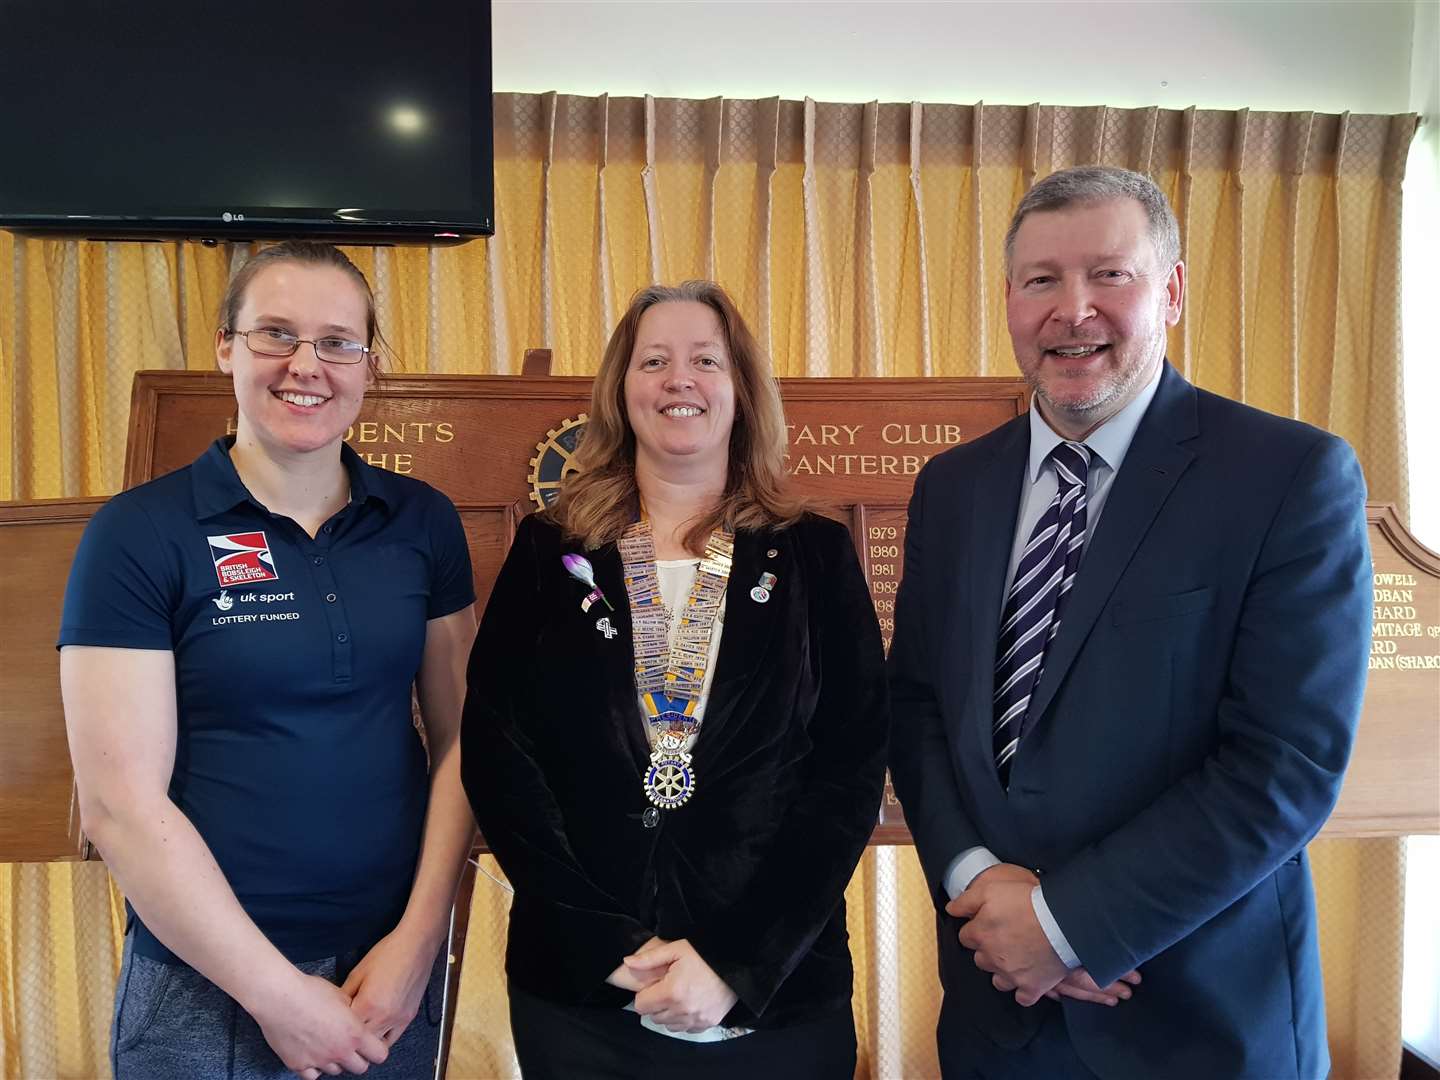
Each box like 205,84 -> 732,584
992,966 -> 1143,1006
625,939 -> 739,1032
339,926 -> 440,1048
606,935 -> 669,993
955,864 -> 1141,1007
250,971 -> 389,1079
1046,968 -> 1142,1006
948,878 -> 1067,1007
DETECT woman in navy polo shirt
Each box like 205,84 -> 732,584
462,282 -> 889,1077
60,242 -> 477,1080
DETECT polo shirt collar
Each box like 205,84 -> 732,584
341,441 -> 394,512
190,436 -> 395,520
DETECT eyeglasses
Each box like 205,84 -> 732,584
228,327 -> 371,365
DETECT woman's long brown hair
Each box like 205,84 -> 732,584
550,281 -> 804,553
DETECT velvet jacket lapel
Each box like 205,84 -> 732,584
567,543 -> 652,772
691,529 -> 787,766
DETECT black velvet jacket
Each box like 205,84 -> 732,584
460,511 -> 889,1028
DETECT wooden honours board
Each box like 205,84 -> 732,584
123,370 -> 1031,845
118,371 -> 1440,842
1335,505 -> 1440,835
5,371 -> 1435,866
5,368 -> 1434,869
853,504 -> 911,841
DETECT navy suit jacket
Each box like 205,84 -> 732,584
888,363 -> 1371,1079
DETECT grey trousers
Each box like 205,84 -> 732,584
111,932 -> 446,1080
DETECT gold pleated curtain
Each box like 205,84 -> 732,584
0,95 -> 1416,1079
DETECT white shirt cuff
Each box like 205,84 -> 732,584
1031,884 -> 1082,969
944,847 -> 1001,900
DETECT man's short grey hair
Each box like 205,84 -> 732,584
1003,165 -> 1181,275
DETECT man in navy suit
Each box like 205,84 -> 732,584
888,165 -> 1371,1079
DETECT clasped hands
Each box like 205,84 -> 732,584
947,863 -> 1141,1009
606,936 -> 739,1033
253,926 -> 437,1080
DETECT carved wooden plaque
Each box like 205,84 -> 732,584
1328,505 -> 1440,835
122,370 -> 1026,845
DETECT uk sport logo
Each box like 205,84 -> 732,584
207,532 -> 280,587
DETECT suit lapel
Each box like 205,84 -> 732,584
966,420 -> 1030,770
1024,365 -> 1199,726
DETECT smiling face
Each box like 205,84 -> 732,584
623,300 -> 737,472
1005,197 -> 1184,439
215,261 -> 372,458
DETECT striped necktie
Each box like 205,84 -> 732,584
993,441 -> 1091,786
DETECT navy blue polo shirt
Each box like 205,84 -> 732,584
59,437 -> 475,964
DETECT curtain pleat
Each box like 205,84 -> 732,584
0,95 -> 1417,1080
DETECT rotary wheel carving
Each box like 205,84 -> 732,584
527,414 -> 589,509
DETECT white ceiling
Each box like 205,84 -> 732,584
492,0 -> 1422,114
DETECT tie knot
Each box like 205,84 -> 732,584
1051,441 -> 1090,489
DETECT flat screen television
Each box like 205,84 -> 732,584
0,0 -> 493,245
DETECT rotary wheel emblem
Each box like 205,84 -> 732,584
644,756 -> 696,809
651,764 -> 688,800
527,414 -> 589,509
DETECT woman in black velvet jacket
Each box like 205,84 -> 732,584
460,281 -> 888,1077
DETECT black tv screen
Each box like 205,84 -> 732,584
0,0 -> 493,244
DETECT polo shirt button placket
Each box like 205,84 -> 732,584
305,543 -> 351,681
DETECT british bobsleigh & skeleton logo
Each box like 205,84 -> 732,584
207,532 -> 280,587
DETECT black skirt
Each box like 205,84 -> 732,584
508,987 -> 857,1079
